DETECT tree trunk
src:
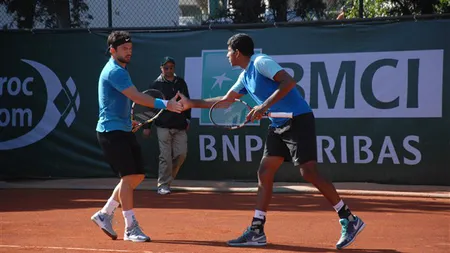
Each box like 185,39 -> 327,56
5,0 -> 37,29
418,0 -> 434,14
270,0 -> 288,22
45,0 -> 71,28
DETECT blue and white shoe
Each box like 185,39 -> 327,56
227,227 -> 267,247
336,216 -> 365,249
91,211 -> 117,240
124,220 -> 151,242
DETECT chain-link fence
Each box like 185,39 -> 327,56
1,0 -> 448,30
0,0 -> 210,29
0,0 -> 240,29
0,0 -> 350,30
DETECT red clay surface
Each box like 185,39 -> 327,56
1,189 -> 449,253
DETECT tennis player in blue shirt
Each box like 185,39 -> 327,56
91,31 -> 183,243
178,33 -> 365,249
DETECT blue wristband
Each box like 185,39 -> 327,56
154,98 -> 167,109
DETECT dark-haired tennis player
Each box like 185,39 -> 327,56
91,30 -> 183,242
178,33 -> 365,249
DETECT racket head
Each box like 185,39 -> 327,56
209,99 -> 251,130
131,89 -> 165,132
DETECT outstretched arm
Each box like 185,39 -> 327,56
179,75 -> 246,110
178,90 -> 244,109
108,68 -> 183,113
122,85 -> 183,113
181,96 -> 223,109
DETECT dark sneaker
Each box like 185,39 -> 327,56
227,227 -> 267,247
336,216 -> 366,249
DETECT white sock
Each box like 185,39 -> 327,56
101,198 -> 120,215
333,200 -> 345,212
254,210 -> 266,220
123,210 -> 135,229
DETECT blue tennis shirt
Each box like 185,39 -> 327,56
231,54 -> 312,127
96,58 -> 134,132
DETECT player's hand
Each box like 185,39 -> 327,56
142,128 -> 151,138
166,93 -> 183,113
246,105 -> 268,122
132,120 -> 139,128
177,91 -> 193,111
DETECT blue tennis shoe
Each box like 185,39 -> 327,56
227,226 -> 267,247
336,216 -> 366,249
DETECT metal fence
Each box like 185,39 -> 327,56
1,0 -> 350,30
0,0 -> 220,29
1,0 -> 448,30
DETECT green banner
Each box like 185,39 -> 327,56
1,20 -> 449,185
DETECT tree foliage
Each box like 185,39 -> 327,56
343,0 -> 450,19
435,0 -> 450,13
268,0 -> 289,22
228,0 -> 266,23
294,0 -> 327,20
1,0 -> 92,29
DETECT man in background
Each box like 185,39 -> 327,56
143,57 -> 191,195
337,6 -> 347,20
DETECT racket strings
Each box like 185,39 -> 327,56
133,105 -> 160,122
210,101 -> 250,126
134,111 -> 158,121
131,89 -> 165,125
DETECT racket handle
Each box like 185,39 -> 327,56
268,112 -> 293,118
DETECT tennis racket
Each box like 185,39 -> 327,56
209,99 -> 292,130
131,89 -> 165,133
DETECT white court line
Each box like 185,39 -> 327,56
0,244 -> 175,253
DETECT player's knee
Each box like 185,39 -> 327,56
133,174 -> 145,187
177,152 -> 187,161
257,166 -> 274,183
299,160 -> 319,183
122,174 -> 145,188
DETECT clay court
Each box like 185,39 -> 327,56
1,188 -> 448,253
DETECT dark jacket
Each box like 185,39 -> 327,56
146,74 -> 191,130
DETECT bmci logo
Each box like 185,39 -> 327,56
275,50 -> 444,118
0,59 -> 80,150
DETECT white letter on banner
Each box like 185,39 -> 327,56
245,135 -> 262,162
403,135 -> 421,165
354,136 -> 373,164
340,136 -> 348,163
223,135 -> 239,161
199,135 -> 216,161
0,108 -> 10,127
377,136 -> 400,164
317,136 -> 336,163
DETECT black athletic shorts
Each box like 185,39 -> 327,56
96,130 -> 144,177
263,112 -> 317,166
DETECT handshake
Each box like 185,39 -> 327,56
163,91 -> 192,113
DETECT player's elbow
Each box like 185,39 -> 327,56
288,80 -> 297,90
275,71 -> 297,91
280,80 -> 297,93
